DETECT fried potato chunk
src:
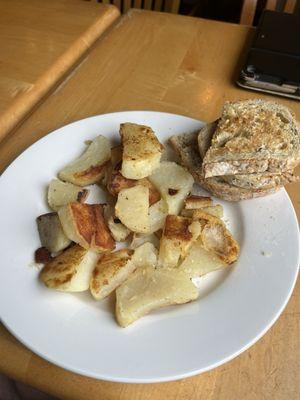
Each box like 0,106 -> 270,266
58,203 -> 115,252
40,244 -> 99,292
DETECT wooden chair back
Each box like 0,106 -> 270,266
240,0 -> 299,25
99,0 -> 180,14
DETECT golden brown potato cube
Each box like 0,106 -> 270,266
90,249 -> 135,300
190,209 -> 239,264
201,222 -> 240,265
58,203 -> 115,252
40,244 -> 99,292
158,215 -> 201,268
120,123 -> 164,179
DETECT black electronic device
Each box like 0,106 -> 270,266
237,9 -> 300,100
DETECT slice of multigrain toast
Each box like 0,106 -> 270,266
202,100 -> 300,178
198,121 -> 298,190
169,132 -> 281,201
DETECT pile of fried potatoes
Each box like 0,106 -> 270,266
37,122 -> 240,327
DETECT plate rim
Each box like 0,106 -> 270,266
0,111 -> 299,383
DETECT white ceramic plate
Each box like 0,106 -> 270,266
0,112 -> 299,383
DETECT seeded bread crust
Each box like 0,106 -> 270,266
198,121 -> 218,159
222,171 -> 297,189
169,132 -> 280,201
202,100 -> 300,177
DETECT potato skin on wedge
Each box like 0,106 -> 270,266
37,212 -> 71,253
58,203 -> 115,252
40,244 -> 99,292
90,249 -> 135,300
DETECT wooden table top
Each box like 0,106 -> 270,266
0,0 -> 113,110
0,0 -> 119,143
0,8 -> 299,400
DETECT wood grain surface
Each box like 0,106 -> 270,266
0,0 -> 120,143
0,9 -> 299,400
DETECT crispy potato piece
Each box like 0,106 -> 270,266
201,205 -> 224,218
115,267 -> 199,327
158,215 -> 201,268
140,178 -> 161,205
107,170 -> 136,196
181,205 -> 224,219
58,203 -> 115,252
35,247 -> 52,264
154,229 -> 163,239
40,244 -> 99,292
178,240 -> 227,278
58,135 -> 111,186
184,195 -> 212,209
37,212 -> 71,253
115,186 -> 150,233
107,169 -> 160,206
103,205 -> 130,242
190,209 -> 239,264
111,145 -> 123,166
191,209 -> 224,226
180,209 -> 194,218
48,179 -> 89,211
130,233 -> 160,249
201,222 -> 239,264
132,242 -> 158,268
90,249 -> 135,300
107,143 -> 160,204
120,123 -> 164,179
149,161 -> 194,215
